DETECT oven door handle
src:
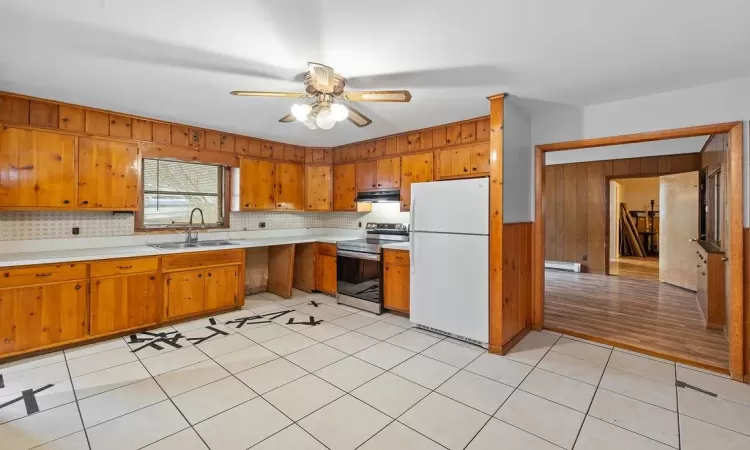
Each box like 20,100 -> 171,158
337,250 -> 381,261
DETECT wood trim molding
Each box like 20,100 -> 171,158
537,122 -> 741,152
488,94 -> 505,354
533,122 -> 745,381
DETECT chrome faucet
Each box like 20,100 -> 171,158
186,208 -> 205,244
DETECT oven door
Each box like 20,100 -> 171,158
336,249 -> 383,314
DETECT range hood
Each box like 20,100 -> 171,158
354,189 -> 400,203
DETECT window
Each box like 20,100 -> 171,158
141,159 -> 225,229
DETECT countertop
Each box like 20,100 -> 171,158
381,242 -> 410,251
0,235 -> 359,268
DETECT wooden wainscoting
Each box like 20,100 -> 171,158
544,153 -> 701,274
501,222 -> 533,352
745,227 -> 750,382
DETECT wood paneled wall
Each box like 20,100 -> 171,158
502,222 -> 532,344
332,116 -> 490,164
543,153 -> 702,273
0,92 -> 332,164
745,227 -> 750,382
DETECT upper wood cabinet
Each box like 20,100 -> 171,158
78,138 -> 139,210
240,158 -> 276,210
306,165 -> 332,211
333,163 -> 357,211
356,160 -> 378,192
0,127 -> 76,208
401,152 -> 434,211
376,157 -> 401,189
437,142 -> 490,179
275,162 -> 304,210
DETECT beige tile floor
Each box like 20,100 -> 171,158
1,289 -> 749,450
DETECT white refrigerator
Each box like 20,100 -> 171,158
409,178 -> 489,345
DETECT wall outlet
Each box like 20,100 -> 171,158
358,221 -> 362,228
72,227 -> 80,235
259,222 -> 266,228
582,254 -> 588,261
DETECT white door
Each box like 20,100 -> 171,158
411,178 -> 489,235
409,231 -> 489,343
659,171 -> 699,291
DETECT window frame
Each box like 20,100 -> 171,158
135,158 -> 232,232
706,168 -> 722,247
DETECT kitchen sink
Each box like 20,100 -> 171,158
149,240 -> 237,250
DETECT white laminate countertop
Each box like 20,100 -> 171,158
0,235 -> 359,268
381,242 -> 410,251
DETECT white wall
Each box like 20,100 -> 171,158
529,76 -> 750,225
617,177 -> 660,212
503,96 -> 533,223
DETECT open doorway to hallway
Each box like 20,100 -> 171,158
541,134 -> 731,372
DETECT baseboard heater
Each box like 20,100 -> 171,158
545,261 -> 582,273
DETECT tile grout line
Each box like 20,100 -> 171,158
569,343 -> 613,449
464,333 -> 566,450
62,349 -> 93,450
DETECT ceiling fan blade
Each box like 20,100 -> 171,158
342,90 -> 412,102
278,113 -> 296,123
308,62 -> 335,93
230,91 -> 309,98
346,66 -> 508,89
345,105 -> 373,127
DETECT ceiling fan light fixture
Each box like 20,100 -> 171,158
315,107 -> 335,130
304,117 -> 318,129
291,103 -> 312,121
330,103 -> 348,121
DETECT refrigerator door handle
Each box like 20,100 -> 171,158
410,196 -> 416,273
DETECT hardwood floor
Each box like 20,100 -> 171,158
545,269 -> 729,371
609,256 -> 659,280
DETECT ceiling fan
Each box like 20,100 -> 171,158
230,62 -> 412,130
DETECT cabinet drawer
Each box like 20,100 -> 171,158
90,257 -> 159,278
384,249 -> 409,266
0,263 -> 87,288
317,243 -> 337,257
162,249 -> 243,272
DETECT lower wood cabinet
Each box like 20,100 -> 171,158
0,279 -> 87,356
204,265 -> 240,311
383,249 -> 410,314
166,269 -> 207,318
90,271 -> 160,336
696,246 -> 726,329
315,243 -> 337,295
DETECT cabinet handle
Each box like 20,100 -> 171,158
81,200 -> 89,205
472,167 -> 477,171
75,284 -> 81,290
701,272 -> 706,275
244,203 -> 249,207
721,257 -> 729,262
198,274 -> 203,278
35,273 -> 52,277
150,276 -> 155,280
208,272 -> 212,277
116,265 -> 132,270
63,200 -> 70,204
377,183 -> 381,186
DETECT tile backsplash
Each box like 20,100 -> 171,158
0,203 -> 410,241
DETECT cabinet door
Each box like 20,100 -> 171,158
90,273 -> 160,336
356,161 -> 378,192
0,127 -> 76,208
471,142 -> 490,174
438,146 -> 472,178
78,137 -> 139,209
0,280 -> 87,356
275,162 -> 303,210
315,254 -> 337,295
400,152 -> 434,211
204,265 -> 239,311
383,263 -> 410,313
333,164 -> 357,211
306,165 -> 332,211
165,269 -> 205,318
376,157 -> 401,189
240,158 -> 276,210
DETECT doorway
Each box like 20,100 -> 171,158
533,123 -> 745,380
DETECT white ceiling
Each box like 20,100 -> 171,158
1,0 -> 749,147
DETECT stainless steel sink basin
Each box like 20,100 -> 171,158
149,240 -> 236,250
